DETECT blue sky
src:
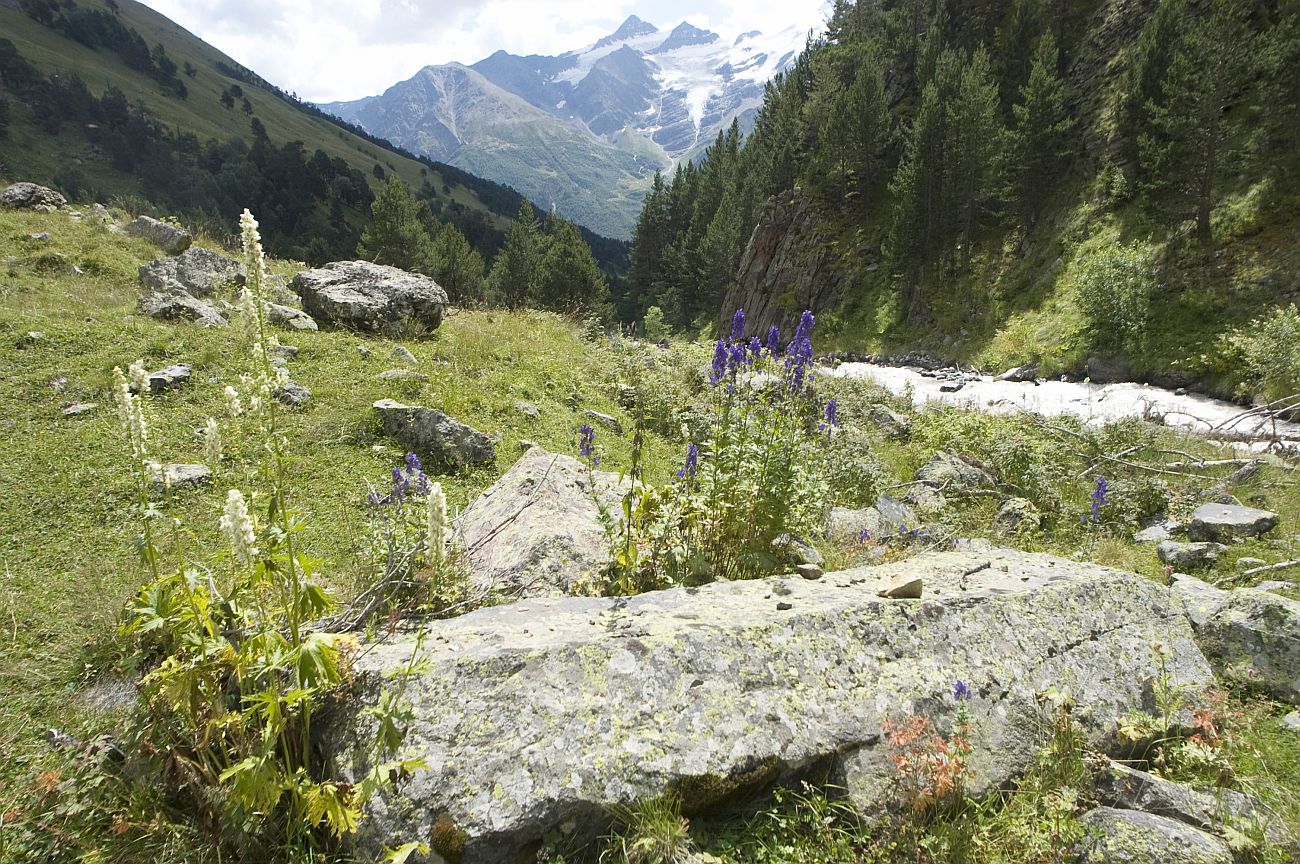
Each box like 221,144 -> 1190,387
139,0 -> 828,103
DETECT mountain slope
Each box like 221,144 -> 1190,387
321,10 -> 827,239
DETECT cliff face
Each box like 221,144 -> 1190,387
722,190 -> 846,338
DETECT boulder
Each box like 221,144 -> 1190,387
863,403 -> 912,438
1,182 -> 66,212
1086,356 -> 1132,385
994,497 -> 1041,534
913,451 -> 994,492
291,261 -> 447,336
1134,521 -> 1178,544
137,292 -> 228,328
148,463 -> 211,492
138,248 -> 244,298
1157,541 -> 1226,571
277,381 -> 312,407
772,533 -> 824,567
373,399 -> 494,469
826,494 -> 919,544
123,216 -> 192,254
997,364 -> 1037,383
267,302 -> 318,332
145,364 -> 191,394
326,548 -> 1213,863
1073,807 -> 1231,864
1171,575 -> 1300,704
1188,503 -> 1279,543
457,446 -> 627,597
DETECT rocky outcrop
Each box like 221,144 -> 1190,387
913,451 -> 994,491
291,261 -> 447,336
1073,807 -> 1232,864
1,182 -> 66,212
124,216 -> 193,254
372,399 -> 494,468
326,548 -> 1213,862
721,190 -> 844,338
457,446 -> 627,597
138,248 -> 245,298
1188,503 -> 1279,543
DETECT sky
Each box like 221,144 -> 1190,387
138,0 -> 829,104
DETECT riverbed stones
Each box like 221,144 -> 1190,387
998,364 -> 1037,383
457,446 -> 627,597
1,182 -> 66,212
138,248 -> 244,297
1188,503 -> 1279,543
1157,541 -> 1226,570
124,216 -> 192,254
1073,807 -> 1232,864
291,261 -> 447,336
373,399 -> 494,468
326,548 -> 1213,863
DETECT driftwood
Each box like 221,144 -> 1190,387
1242,559 -> 1300,579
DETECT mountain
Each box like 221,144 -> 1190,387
320,10 -> 827,239
0,0 -> 628,269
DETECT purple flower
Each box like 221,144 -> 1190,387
1091,475 -> 1109,520
578,423 -> 598,465
709,339 -> 727,386
819,398 -> 839,432
405,452 -> 422,474
747,336 -> 763,363
953,680 -> 972,701
857,528 -> 871,545
729,308 -> 746,342
765,325 -> 781,356
676,442 -> 699,479
784,310 -> 816,393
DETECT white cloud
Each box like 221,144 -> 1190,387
139,0 -> 827,103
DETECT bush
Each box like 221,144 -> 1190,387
642,305 -> 671,342
1221,304 -> 1300,401
1072,241 -> 1153,349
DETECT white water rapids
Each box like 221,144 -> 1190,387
827,362 -> 1300,447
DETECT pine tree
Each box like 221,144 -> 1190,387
429,223 -> 486,306
1141,0 -> 1255,239
996,0 -> 1043,112
488,200 -> 542,309
534,218 -> 609,314
845,52 -> 890,219
1118,0 -> 1187,172
357,176 -> 434,273
949,47 -> 1003,266
1012,32 -> 1073,226
627,171 -> 669,321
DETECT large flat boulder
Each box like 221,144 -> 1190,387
1,182 -> 66,212
1073,807 -> 1232,864
291,261 -> 447,336
123,215 -> 192,254
139,247 -> 245,298
373,399 -> 494,469
458,446 -> 627,597
326,548 -> 1213,863
1188,503 -> 1279,543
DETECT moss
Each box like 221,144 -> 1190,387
428,810 -> 468,864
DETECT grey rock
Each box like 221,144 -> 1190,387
1134,522 -> 1178,544
373,399 -> 495,469
863,403 -> 912,438
939,381 -> 965,393
377,369 -> 429,383
389,345 -> 418,364
28,232 -> 50,241
149,463 -> 211,492
1236,557 -> 1267,571
772,533 -> 824,567
1255,580 -> 1293,593
902,483 -> 947,514
277,381 -> 312,407
826,506 -> 882,543
457,446 -> 627,597
89,203 -> 110,222
15,330 -> 45,349
995,497 -> 1041,534
1189,503 -> 1279,543
998,364 -> 1037,383
914,451 -> 994,492
138,248 -> 244,298
325,548 -> 1214,863
875,493 -> 918,534
62,402 -> 98,417
1073,807 -> 1231,864
1086,355 -> 1133,385
267,302 -> 318,331
1172,575 -> 1300,704
291,261 -> 447,336
517,439 -> 539,453
146,365 -> 191,394
796,563 -> 824,580
1095,761 -> 1290,849
584,409 -> 622,432
137,291 -> 228,328
515,400 -> 541,420
123,216 -> 193,254
271,344 -> 299,358
1,182 -> 66,212
1157,541 -> 1226,570
1283,711 -> 1300,733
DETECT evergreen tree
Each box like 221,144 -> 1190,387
429,223 -> 486,306
488,200 -> 542,309
535,218 -> 609,313
0,98 -> 9,139
845,51 -> 890,219
1141,0 -> 1255,239
996,0 -> 1043,112
949,48 -> 1004,263
626,171 -> 669,321
357,176 -> 434,273
1012,32 -> 1073,226
1118,0 -> 1187,171
1260,0 -> 1300,152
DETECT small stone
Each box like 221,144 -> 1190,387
267,302 -> 318,331
149,463 -> 212,492
879,575 -> 923,599
775,601 -> 794,611
584,409 -> 621,432
939,381 -> 965,393
515,400 -> 541,421
271,344 -> 299,358
28,232 -> 50,241
357,345 -> 372,359
277,381 -> 312,407
1158,540 -> 1226,570
1236,557 -> 1267,571
62,402 -> 98,416
123,215 -> 192,254
772,533 -> 823,567
377,369 -> 429,382
1282,711 -> 1300,733
1134,522 -> 1177,544
146,364 -> 192,394
796,563 -> 824,580
390,346 -> 418,364
15,331 -> 45,349
49,377 -> 68,392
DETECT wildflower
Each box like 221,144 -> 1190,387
204,417 -> 222,465
426,481 -> 448,564
578,424 -> 598,466
784,310 -> 816,393
729,308 -> 746,342
820,398 -> 839,432
709,339 -> 727,386
220,489 -> 257,566
764,325 -> 781,356
953,680 -> 972,701
112,366 -> 148,463
1090,475 -> 1109,520
858,528 -> 871,545
676,442 -> 699,479
223,385 -> 243,417
747,336 -> 763,363
390,467 -> 406,507
127,359 -> 150,395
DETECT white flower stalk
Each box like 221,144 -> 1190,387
128,359 -> 150,395
204,417 -> 222,465
224,385 -> 243,417
220,489 -> 258,566
238,209 -> 272,372
112,366 -> 149,465
426,482 -> 448,565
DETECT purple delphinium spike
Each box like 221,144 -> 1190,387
1091,475 -> 1109,520
953,680 -> 972,701
676,442 -> 699,479
730,308 -> 746,342
747,336 -> 763,363
709,339 -> 727,386
765,325 -> 781,356
578,424 -> 598,466
825,398 -> 838,428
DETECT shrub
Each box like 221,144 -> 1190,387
1072,241 -> 1153,349
642,305 -> 671,342
825,426 -> 888,508
1221,304 -> 1300,401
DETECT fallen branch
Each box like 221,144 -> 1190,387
1242,559 -> 1300,578
1163,458 -> 1263,470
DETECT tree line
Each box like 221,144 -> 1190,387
626,0 -> 1300,330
